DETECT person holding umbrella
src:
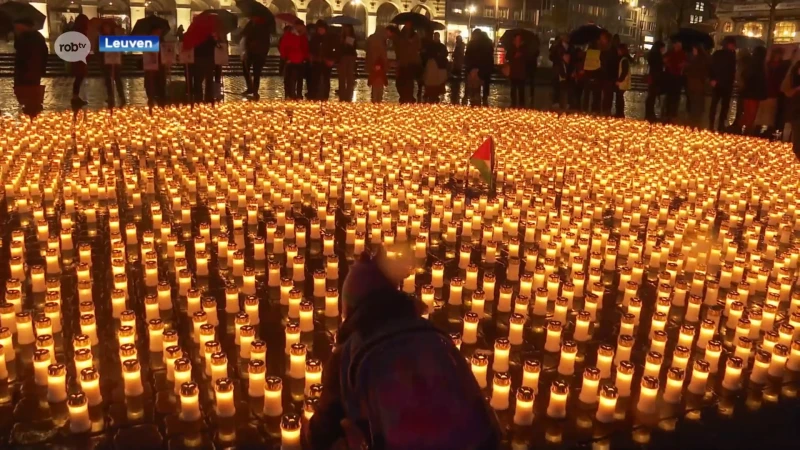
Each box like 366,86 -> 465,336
685,44 -> 710,128
708,36 -> 737,132
309,20 -> 337,101
337,24 -> 358,102
549,34 -> 569,108
505,33 -> 528,108
12,17 -> 47,116
279,19 -> 309,100
391,21 -> 422,103
241,16 -> 272,100
366,26 -> 389,103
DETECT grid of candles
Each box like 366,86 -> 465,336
0,101 -> 800,447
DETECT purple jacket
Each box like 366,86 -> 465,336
307,288 -> 499,450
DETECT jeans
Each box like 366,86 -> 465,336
709,86 -> 732,132
284,63 -> 305,99
645,83 -> 660,122
338,55 -> 356,101
510,79 -> 526,108
246,54 -> 266,93
103,64 -> 125,105
614,87 -> 626,118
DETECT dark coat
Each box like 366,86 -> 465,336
709,48 -> 737,90
685,50 -> 710,93
14,30 -> 48,86
306,288 -> 500,450
310,32 -> 337,63
241,21 -> 271,56
507,43 -> 528,81
465,35 -> 494,79
741,50 -> 767,100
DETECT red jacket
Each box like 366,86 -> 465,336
279,32 -> 309,64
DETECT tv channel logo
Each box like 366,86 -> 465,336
99,36 -> 160,53
54,31 -> 91,63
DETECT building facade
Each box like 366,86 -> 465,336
716,1 -> 800,46
4,0 -> 443,41
444,0 -> 537,47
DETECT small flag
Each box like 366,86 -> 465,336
469,137 -> 494,185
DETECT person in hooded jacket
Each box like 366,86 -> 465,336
304,250 -> 501,450
279,20 -> 310,100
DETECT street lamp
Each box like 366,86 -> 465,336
468,5 -> 476,33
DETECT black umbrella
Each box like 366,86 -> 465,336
500,29 -> 537,49
569,24 -> 606,46
236,0 -> 276,27
0,11 -> 12,37
198,9 -> 238,34
131,15 -> 170,35
0,1 -> 46,31
670,28 -> 713,50
430,21 -> 446,31
391,12 -> 430,29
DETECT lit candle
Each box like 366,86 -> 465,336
558,340 -> 577,376
522,359 -> 540,394
280,414 -> 302,450
751,350 -> 771,384
471,353 -> 489,389
289,343 -> 306,379
68,393 -> 91,434
615,361 -> 634,397
34,349 -> 51,386
122,359 -> 144,397
80,367 -> 102,406
705,340 -> 722,374
47,363 -> 67,403
579,367 -> 600,404
546,380 -> 569,419
644,351 -> 663,379
688,359 -> 710,395
493,338 -> 511,373
513,386 -> 535,426
264,376 -> 284,417
490,372 -> 511,410
215,378 -> 236,418
769,344 -> 789,378
615,334 -> 634,366
180,382 -> 201,422
595,385 -> 618,423
637,376 -> 659,414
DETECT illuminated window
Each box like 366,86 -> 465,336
696,2 -> 704,11
498,7 -> 509,19
742,22 -> 763,38
723,21 -> 733,33
774,21 -> 796,42
690,15 -> 702,24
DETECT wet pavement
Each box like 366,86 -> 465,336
0,75 -> 732,126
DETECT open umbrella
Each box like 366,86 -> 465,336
391,12 -> 430,29
429,21 -> 446,31
131,14 -> 170,36
182,13 -> 224,49
670,28 -> 713,50
198,9 -> 238,34
0,11 -> 12,37
275,13 -> 299,24
327,15 -> 361,26
241,17 -> 273,45
569,24 -> 606,46
500,29 -> 537,49
0,1 -> 46,31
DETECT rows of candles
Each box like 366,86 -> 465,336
0,101 -> 799,447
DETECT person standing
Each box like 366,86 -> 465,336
708,37 -> 737,132
614,44 -> 631,118
241,17 -> 271,100
144,28 -> 167,106
644,41 -> 665,122
337,24 -> 358,102
582,33 -> 606,113
526,33 -> 540,108
762,47 -> 789,134
478,31 -> 494,106
71,14 -> 89,106
452,35 -> 465,79
391,22 -> 422,103
366,26 -> 389,103
422,31 -> 448,103
193,34 -> 218,103
279,20 -> 309,100
557,51 -> 574,111
100,21 -> 126,107
781,59 -> 800,158
600,34 -> 619,115
506,34 -> 527,108
309,20 -> 337,101
662,40 -> 687,123
684,45 -> 710,128
738,45 -> 767,134
12,18 -> 48,115
549,34 -> 568,108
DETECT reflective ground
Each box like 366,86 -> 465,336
0,75 -> 731,127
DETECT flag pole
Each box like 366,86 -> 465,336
490,136 -> 496,198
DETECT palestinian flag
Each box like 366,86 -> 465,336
469,137 -> 494,185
